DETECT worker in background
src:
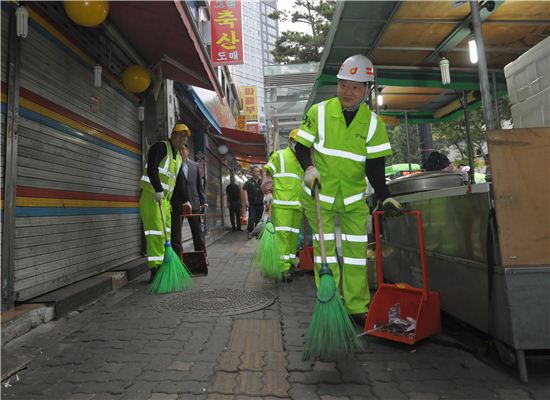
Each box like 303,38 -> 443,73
294,54 -> 402,326
243,165 -> 264,237
262,129 -> 305,282
226,175 -> 243,231
171,143 -> 208,256
139,122 -> 192,282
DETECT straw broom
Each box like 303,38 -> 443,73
149,201 -> 193,294
253,204 -> 281,282
302,183 -> 363,361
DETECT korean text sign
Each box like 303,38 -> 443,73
210,0 -> 244,66
241,86 -> 258,121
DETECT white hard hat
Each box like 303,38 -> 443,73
336,54 -> 375,83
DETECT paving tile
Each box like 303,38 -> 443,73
227,320 -> 283,352
235,371 -> 263,396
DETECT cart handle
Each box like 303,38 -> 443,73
373,210 -> 430,302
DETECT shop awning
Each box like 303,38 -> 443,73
219,128 -> 267,165
309,0 -> 550,123
109,1 -> 222,97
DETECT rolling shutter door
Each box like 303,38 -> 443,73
14,11 -> 142,300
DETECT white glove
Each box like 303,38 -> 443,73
304,166 -> 321,190
264,193 -> 273,206
154,191 -> 164,203
382,197 -> 402,216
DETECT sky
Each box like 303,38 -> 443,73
276,0 -> 311,34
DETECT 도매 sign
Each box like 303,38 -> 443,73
210,0 -> 244,66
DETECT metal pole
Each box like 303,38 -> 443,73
2,11 -> 21,311
492,72 -> 501,128
470,0 -> 495,130
463,91 -> 476,184
404,112 -> 412,172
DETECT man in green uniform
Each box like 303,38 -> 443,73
262,129 -> 304,282
139,122 -> 192,282
293,54 -> 402,325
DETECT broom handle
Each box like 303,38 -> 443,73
158,201 -> 169,242
313,182 -> 327,264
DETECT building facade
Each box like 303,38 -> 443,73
264,62 -> 319,151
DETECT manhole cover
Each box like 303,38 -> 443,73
152,288 -> 275,316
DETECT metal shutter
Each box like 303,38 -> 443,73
13,11 -> 142,300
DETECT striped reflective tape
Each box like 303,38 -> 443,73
147,256 -> 163,261
301,184 -> 335,204
281,254 -> 297,260
343,257 -> 367,266
367,142 -> 392,154
273,173 -> 301,180
266,162 -> 277,173
343,192 -> 365,205
141,176 -> 171,191
273,200 -> 301,206
144,230 -> 164,236
314,256 -> 338,264
313,143 -> 367,162
341,234 -> 368,242
366,112 -> 378,143
275,226 -> 300,233
297,129 -> 315,143
313,233 -> 336,241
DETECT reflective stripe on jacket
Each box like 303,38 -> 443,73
139,141 -> 182,200
265,147 -> 304,209
296,97 -> 392,210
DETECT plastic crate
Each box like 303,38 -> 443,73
504,36 -> 550,105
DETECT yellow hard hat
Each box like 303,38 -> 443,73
121,65 -> 151,93
289,129 -> 299,140
172,123 -> 192,137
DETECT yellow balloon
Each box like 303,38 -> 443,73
64,1 -> 109,27
121,65 -> 151,94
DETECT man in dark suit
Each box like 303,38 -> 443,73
171,143 -> 208,255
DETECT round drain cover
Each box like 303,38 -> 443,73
152,288 -> 275,316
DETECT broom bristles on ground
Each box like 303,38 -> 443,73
149,242 -> 193,294
253,220 -> 281,282
302,267 -> 364,361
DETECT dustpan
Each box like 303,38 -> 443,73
364,210 -> 441,345
179,211 -> 208,275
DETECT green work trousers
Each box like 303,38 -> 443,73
302,190 -> 370,314
139,191 -> 171,269
272,206 -> 302,272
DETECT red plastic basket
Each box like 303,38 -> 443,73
299,214 -> 314,272
364,210 -> 441,345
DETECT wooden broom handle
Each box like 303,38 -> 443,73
313,182 -> 327,264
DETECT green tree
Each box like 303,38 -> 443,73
386,125 -> 421,166
269,0 -> 335,64
432,97 -> 512,164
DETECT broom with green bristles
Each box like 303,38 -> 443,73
253,203 -> 281,282
302,182 -> 363,361
149,201 -> 193,294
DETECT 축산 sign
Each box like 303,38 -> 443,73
210,0 -> 244,66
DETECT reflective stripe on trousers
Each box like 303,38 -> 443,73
272,206 -> 303,273
139,191 -> 171,268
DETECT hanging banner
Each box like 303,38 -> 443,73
236,115 -> 247,130
210,0 -> 244,66
241,86 -> 258,121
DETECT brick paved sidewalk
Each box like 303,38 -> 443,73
2,231 -> 548,400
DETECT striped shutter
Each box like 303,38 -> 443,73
1,10 -> 9,266
205,148 -> 222,234
12,8 -> 143,301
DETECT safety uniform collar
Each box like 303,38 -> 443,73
328,98 -> 370,127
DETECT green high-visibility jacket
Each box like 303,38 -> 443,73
139,141 -> 182,200
264,147 -> 304,210
295,97 -> 392,211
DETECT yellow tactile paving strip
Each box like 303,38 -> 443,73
208,320 -> 289,398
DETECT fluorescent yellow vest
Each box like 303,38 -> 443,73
139,141 -> 182,200
265,147 -> 304,209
